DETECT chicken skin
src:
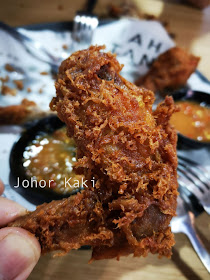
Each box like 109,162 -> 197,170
10,46 -> 179,261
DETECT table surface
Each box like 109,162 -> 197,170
1,0 -> 210,279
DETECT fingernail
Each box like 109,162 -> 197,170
0,232 -> 40,280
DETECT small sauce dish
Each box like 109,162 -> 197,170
10,116 -> 82,201
171,90 -> 210,148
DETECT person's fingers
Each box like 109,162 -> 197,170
0,179 -> 4,195
0,227 -> 41,280
0,197 -> 27,227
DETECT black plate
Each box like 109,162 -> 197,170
9,115 -> 81,202
172,89 -> 210,148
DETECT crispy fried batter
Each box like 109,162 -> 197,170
10,46 -> 179,261
135,47 -> 200,92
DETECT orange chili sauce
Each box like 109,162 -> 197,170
23,127 -> 83,195
170,101 -> 210,142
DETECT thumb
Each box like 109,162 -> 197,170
0,227 -> 41,280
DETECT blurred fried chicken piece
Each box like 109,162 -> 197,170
10,46 -> 179,261
135,47 -> 200,92
0,98 -> 49,125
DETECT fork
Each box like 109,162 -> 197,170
178,153 -> 210,182
71,0 -> 98,49
177,154 -> 210,215
171,195 -> 210,272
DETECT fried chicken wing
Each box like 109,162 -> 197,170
10,46 -> 179,261
135,46 -> 200,92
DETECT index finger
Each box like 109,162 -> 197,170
0,180 -> 4,195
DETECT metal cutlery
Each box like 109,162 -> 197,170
177,154 -> 210,215
71,0 -> 98,49
171,195 -> 210,273
172,155 -> 210,272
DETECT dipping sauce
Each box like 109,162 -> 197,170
170,101 -> 210,142
23,127 -> 83,195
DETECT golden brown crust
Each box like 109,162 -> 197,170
135,47 -> 200,92
10,46 -> 178,261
